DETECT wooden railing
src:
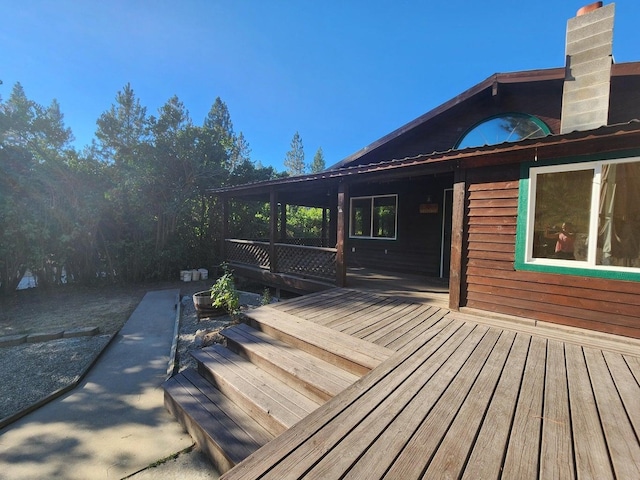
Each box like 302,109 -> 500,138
225,239 -> 337,282
225,239 -> 271,269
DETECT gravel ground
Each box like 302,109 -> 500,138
175,291 -> 266,373
0,289 -> 268,425
0,334 -> 112,422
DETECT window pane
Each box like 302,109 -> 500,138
373,196 -> 396,238
351,198 -> 371,237
457,114 -> 549,149
597,161 -> 640,267
532,169 -> 593,260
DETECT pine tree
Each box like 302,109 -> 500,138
310,146 -> 325,173
284,131 -> 305,176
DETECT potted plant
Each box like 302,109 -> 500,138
192,265 -> 240,319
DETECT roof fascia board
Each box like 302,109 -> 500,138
210,124 -> 640,198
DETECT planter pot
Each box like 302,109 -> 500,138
192,290 -> 227,318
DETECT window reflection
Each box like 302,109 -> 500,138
598,162 -> 640,267
532,169 -> 593,261
528,159 -> 640,270
457,114 -> 549,149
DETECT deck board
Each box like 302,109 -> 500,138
604,351 -> 640,437
383,307 -> 450,351
565,343 -> 613,480
584,348 -> 640,479
221,289 -> 640,480
540,339 -> 574,479
423,329 -> 516,478
311,292 -> 388,326
463,333 -> 530,479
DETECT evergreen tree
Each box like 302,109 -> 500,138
284,131 -> 305,176
229,131 -> 251,173
93,84 -> 152,281
310,146 -> 325,173
94,83 -> 148,166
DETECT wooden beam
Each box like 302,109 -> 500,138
449,169 -> 466,310
336,182 -> 348,287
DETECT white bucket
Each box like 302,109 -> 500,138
191,269 -> 201,281
198,268 -> 208,280
181,270 -> 192,282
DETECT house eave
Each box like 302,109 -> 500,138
208,121 -> 640,200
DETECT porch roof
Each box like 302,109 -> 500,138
209,120 -> 640,205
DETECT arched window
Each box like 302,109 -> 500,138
455,113 -> 550,149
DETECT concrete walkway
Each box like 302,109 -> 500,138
0,289 -> 214,479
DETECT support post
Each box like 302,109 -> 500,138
449,169 -> 466,310
279,202 -> 287,241
335,182 -> 348,287
329,189 -> 338,247
221,196 -> 229,264
321,208 -> 328,247
270,190 -> 278,273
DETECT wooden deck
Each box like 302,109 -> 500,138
221,289 -> 640,480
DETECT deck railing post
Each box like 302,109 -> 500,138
221,196 -> 229,263
336,182 -> 347,287
270,189 -> 278,273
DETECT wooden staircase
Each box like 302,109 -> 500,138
163,305 -> 391,474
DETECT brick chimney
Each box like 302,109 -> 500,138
560,2 -> 615,133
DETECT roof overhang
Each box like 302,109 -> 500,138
209,121 -> 640,205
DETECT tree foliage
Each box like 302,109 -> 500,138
310,146 -> 325,173
284,131 -> 305,176
0,82 -> 319,294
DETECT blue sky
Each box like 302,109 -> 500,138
2,1 -> 639,172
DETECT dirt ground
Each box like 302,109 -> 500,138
0,279 -> 214,337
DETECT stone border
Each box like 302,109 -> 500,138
0,326 -> 100,348
166,292 -> 182,381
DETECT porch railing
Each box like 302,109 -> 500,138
225,239 -> 337,282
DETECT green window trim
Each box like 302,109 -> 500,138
515,149 -> 640,282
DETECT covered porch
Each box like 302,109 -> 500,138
213,163 -> 456,301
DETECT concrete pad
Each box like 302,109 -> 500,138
0,334 -> 27,348
26,330 -> 64,343
0,289 -> 194,480
63,326 -> 100,338
130,447 -> 220,479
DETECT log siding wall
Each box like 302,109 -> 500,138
463,166 -> 640,339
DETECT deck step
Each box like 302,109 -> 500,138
192,344 -> 322,436
163,368 -> 274,474
163,304 -> 385,474
223,323 -> 360,403
243,305 -> 394,375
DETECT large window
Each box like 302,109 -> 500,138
350,195 -> 397,239
523,157 -> 640,275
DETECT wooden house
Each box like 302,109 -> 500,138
213,3 -> 640,339
164,4 -> 640,476
214,3 -> 640,340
